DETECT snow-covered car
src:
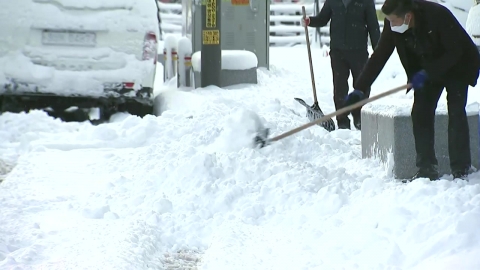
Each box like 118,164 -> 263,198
467,1 -> 480,52
0,0 -> 161,122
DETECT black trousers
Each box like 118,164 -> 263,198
330,49 -> 370,126
411,80 -> 471,172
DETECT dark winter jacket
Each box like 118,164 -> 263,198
354,0 -> 480,92
309,0 -> 381,51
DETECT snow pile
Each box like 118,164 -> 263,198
153,87 -> 208,116
192,50 -> 258,72
1,47 -> 480,270
201,179 -> 480,269
362,99 -> 480,117
0,0 -> 159,96
209,109 -> 268,152
0,51 -> 155,96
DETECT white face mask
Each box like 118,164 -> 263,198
391,15 -> 410,33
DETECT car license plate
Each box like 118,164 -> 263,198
42,30 -> 96,47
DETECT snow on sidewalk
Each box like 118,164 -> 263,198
1,47 -> 480,270
0,159 -> 14,183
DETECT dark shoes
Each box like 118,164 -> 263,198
452,169 -> 469,181
337,122 -> 350,129
403,165 -> 439,183
337,117 -> 350,129
337,121 -> 360,130
336,114 -> 361,130
352,111 -> 361,130
413,166 -> 439,181
404,166 -> 471,183
353,117 -> 361,130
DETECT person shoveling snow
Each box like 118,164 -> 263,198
344,0 -> 480,182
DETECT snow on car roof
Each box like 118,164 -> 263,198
32,0 -> 138,9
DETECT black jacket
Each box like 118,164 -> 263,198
309,0 -> 381,51
355,0 -> 480,92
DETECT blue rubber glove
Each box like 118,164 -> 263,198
411,70 -> 428,90
344,90 -> 365,107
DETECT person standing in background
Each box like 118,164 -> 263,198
302,0 -> 380,130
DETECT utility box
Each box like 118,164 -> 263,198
191,0 -> 269,69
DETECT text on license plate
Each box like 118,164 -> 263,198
42,30 -> 96,47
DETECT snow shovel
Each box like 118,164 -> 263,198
255,83 -> 412,148
294,6 -> 335,133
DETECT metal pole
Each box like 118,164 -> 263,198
201,0 -> 221,87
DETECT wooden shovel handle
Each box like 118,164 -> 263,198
270,84 -> 412,142
302,6 -> 318,104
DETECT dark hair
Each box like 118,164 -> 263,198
381,0 -> 414,16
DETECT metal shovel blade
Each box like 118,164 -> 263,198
253,127 -> 270,148
294,98 -> 336,132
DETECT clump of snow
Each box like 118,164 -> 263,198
177,37 -> 192,57
82,205 -> 111,219
467,102 -> 480,115
153,198 -> 173,214
153,88 -> 207,116
210,109 -> 268,152
191,50 -> 258,72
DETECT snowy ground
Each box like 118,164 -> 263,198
1,46 -> 480,270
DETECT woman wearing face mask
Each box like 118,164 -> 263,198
343,0 -> 480,182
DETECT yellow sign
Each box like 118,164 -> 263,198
232,0 -> 249,5
205,0 -> 216,28
202,30 -> 220,45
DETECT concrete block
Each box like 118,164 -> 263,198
193,68 -> 257,88
361,99 -> 479,179
191,50 -> 258,88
